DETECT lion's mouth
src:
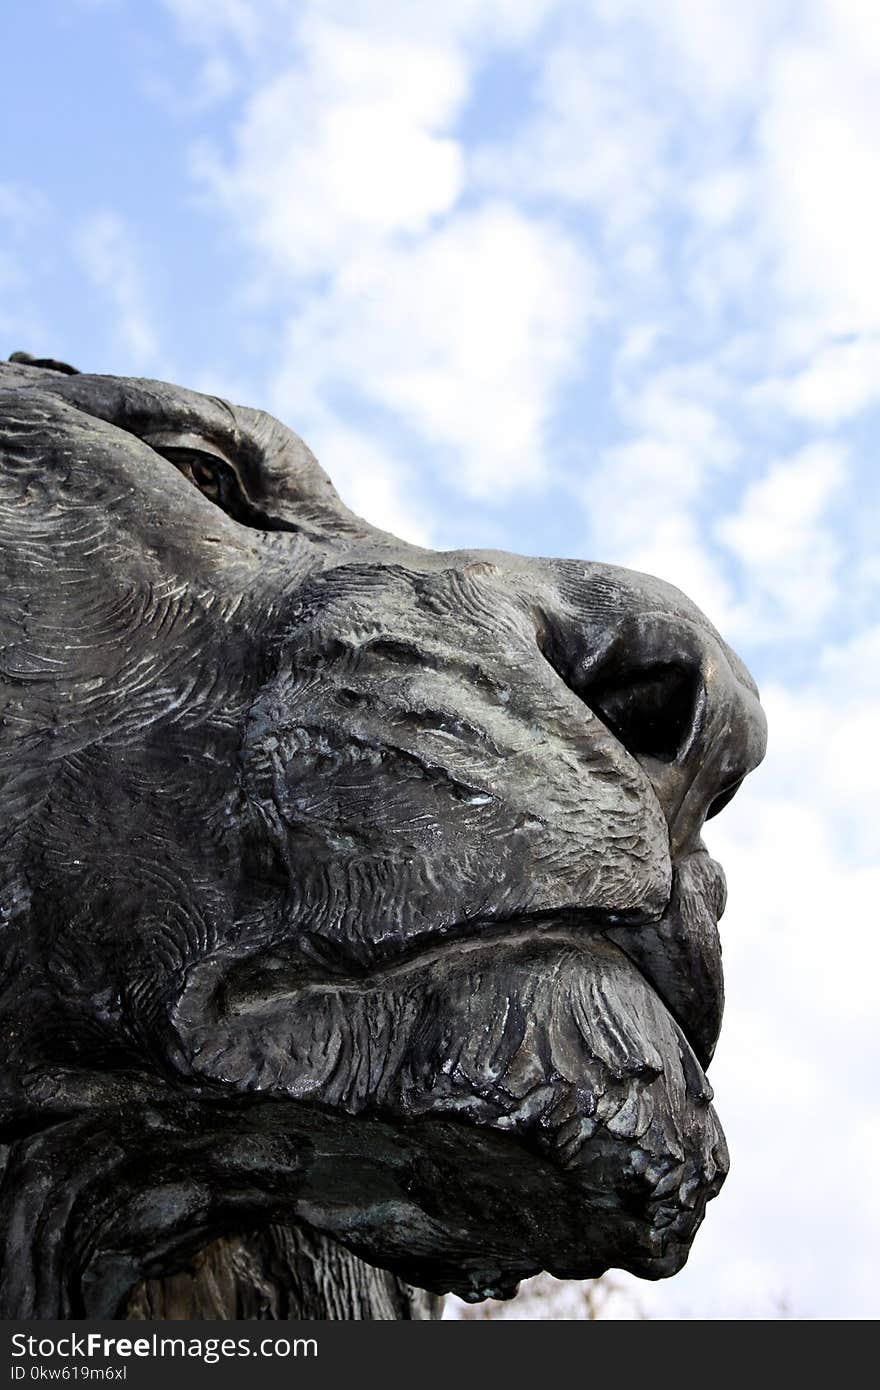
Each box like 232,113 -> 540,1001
166,854 -> 729,1288
178,849 -> 725,1074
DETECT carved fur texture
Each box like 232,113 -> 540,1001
0,359 -> 766,1316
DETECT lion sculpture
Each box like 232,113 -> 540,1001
0,354 -> 766,1319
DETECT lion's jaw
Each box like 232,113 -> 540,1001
171,926 -> 728,1292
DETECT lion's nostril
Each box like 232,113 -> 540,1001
585,663 -> 700,764
705,776 -> 744,821
538,626 -> 701,764
535,589 -> 766,843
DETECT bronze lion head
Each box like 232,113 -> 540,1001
0,356 -> 766,1316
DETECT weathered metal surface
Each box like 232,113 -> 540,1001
0,357 -> 766,1317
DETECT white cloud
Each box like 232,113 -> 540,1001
608,505 -> 734,635
180,7 -> 598,499
754,336 -> 880,425
599,0 -> 792,104
578,472 -> 735,635
532,1 -> 880,427
472,39 -> 671,236
621,364 -> 735,466
757,5 -> 880,341
717,443 -> 846,638
302,419 -> 433,547
270,204 -> 594,497
760,629 -> 880,862
75,212 -> 162,369
578,364 -> 738,627
160,0 -> 290,58
197,17 -> 467,277
686,167 -> 751,228
173,0 -> 880,504
165,0 -> 556,54
688,796 -> 880,1315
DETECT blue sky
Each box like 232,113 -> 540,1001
3,0 -> 878,1318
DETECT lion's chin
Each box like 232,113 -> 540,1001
169,929 -> 728,1295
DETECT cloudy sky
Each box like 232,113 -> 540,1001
3,0 -> 878,1319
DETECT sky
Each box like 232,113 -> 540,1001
2,0 -> 878,1319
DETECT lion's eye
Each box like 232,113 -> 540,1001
188,454 -> 223,499
143,430 -> 302,536
157,446 -> 241,505
144,435 -> 252,518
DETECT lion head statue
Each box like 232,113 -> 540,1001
0,354 -> 766,1318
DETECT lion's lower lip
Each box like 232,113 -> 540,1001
178,870 -> 722,1075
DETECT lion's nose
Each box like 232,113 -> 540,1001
537,593 -> 767,856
